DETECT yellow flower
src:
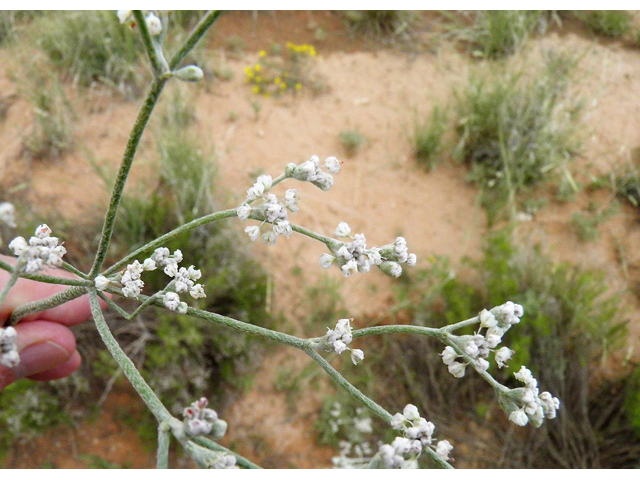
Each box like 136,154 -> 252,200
295,83 -> 302,90
254,64 -> 261,72
252,86 -> 260,94
259,50 -> 266,57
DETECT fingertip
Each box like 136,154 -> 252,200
27,350 -> 82,382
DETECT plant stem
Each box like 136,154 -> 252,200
89,289 -> 172,423
157,422 -> 171,469
103,209 -> 237,276
89,77 -> 167,279
0,259 -> 22,309
169,11 -> 223,70
304,347 -> 453,469
9,286 -> 86,325
133,10 -> 168,76
192,437 -> 262,469
0,258 -> 90,287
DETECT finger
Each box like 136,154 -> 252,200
0,320 -> 75,392
27,350 -> 81,382
0,255 -> 102,326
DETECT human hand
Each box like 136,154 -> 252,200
0,255 -> 100,392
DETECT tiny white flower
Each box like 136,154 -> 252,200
0,202 -> 16,228
261,230 -> 277,245
403,404 -> 421,422
246,183 -> 265,200
117,10 -> 133,24
8,236 -> 28,256
509,409 -> 529,427
447,361 -> 466,378
324,156 -> 341,174
334,222 -> 351,238
94,275 -> 111,291
164,292 -> 181,311
441,346 -> 458,365
189,284 -> 206,299
475,357 -> 490,373
341,259 -> 358,278
435,440 -> 453,462
145,13 -> 162,36
256,174 -> 273,190
319,253 -> 335,269
244,225 -> 260,242
237,204 -> 252,221
479,309 -> 497,328
333,340 -> 348,354
406,253 -> 417,267
379,261 -> 402,278
494,347 -> 514,368
177,302 -> 188,314
350,348 -> 364,365
140,258 -> 155,271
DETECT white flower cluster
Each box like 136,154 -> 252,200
239,175 -> 296,245
117,10 -> 162,36
285,155 -> 341,191
182,397 -> 227,437
508,366 -> 561,428
0,326 -> 19,368
323,318 -> 364,365
320,225 -> 417,279
98,248 -> 205,311
0,202 -> 16,228
440,301 -> 523,378
377,404 -> 453,468
205,453 -> 237,469
8,224 -> 67,274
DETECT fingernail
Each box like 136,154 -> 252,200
12,341 -> 71,380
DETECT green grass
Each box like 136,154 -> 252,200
571,200 -> 620,241
453,51 -> 582,220
575,10 -> 632,38
612,162 -> 640,208
413,105 -> 448,170
21,71 -> 74,160
33,11 -> 142,95
341,11 -> 414,40
339,129 -> 366,157
468,11 -> 547,58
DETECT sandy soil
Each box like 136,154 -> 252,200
2,11 -> 640,468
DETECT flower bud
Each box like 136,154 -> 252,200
379,261 -> 402,278
173,65 -> 204,82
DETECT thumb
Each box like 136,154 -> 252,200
0,320 -> 77,392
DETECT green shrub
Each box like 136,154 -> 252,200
34,11 -> 142,94
413,105 -> 448,170
21,72 -> 74,160
339,129 -> 366,157
453,52 -> 582,218
342,11 -> 414,40
576,10 -> 632,38
469,11 -> 546,58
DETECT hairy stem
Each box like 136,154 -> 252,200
192,437 -> 262,469
89,289 -> 172,423
157,422 -> 171,469
9,286 -> 86,325
169,11 -> 223,70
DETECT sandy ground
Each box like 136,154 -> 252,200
2,11 -> 640,468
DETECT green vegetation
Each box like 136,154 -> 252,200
21,72 -> 74,160
413,105 -> 448,170
370,230 -> 639,467
341,11 -> 414,40
467,11 -> 548,58
33,11 -> 142,94
339,129 -> 367,157
453,52 -> 582,219
571,200 -> 620,241
575,10 -> 632,38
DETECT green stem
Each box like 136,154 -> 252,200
157,422 -> 171,469
97,292 -> 132,319
61,261 -> 89,279
9,286 -> 86,325
89,77 -> 168,278
103,209 -> 237,276
191,437 -> 262,469
133,10 -> 168,76
304,349 -> 453,469
169,11 -> 223,70
0,258 -> 22,309
89,289 -> 172,423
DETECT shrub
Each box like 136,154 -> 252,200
413,105 -> 449,170
575,10 -> 632,38
453,51 -> 582,218
342,11 -> 414,40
